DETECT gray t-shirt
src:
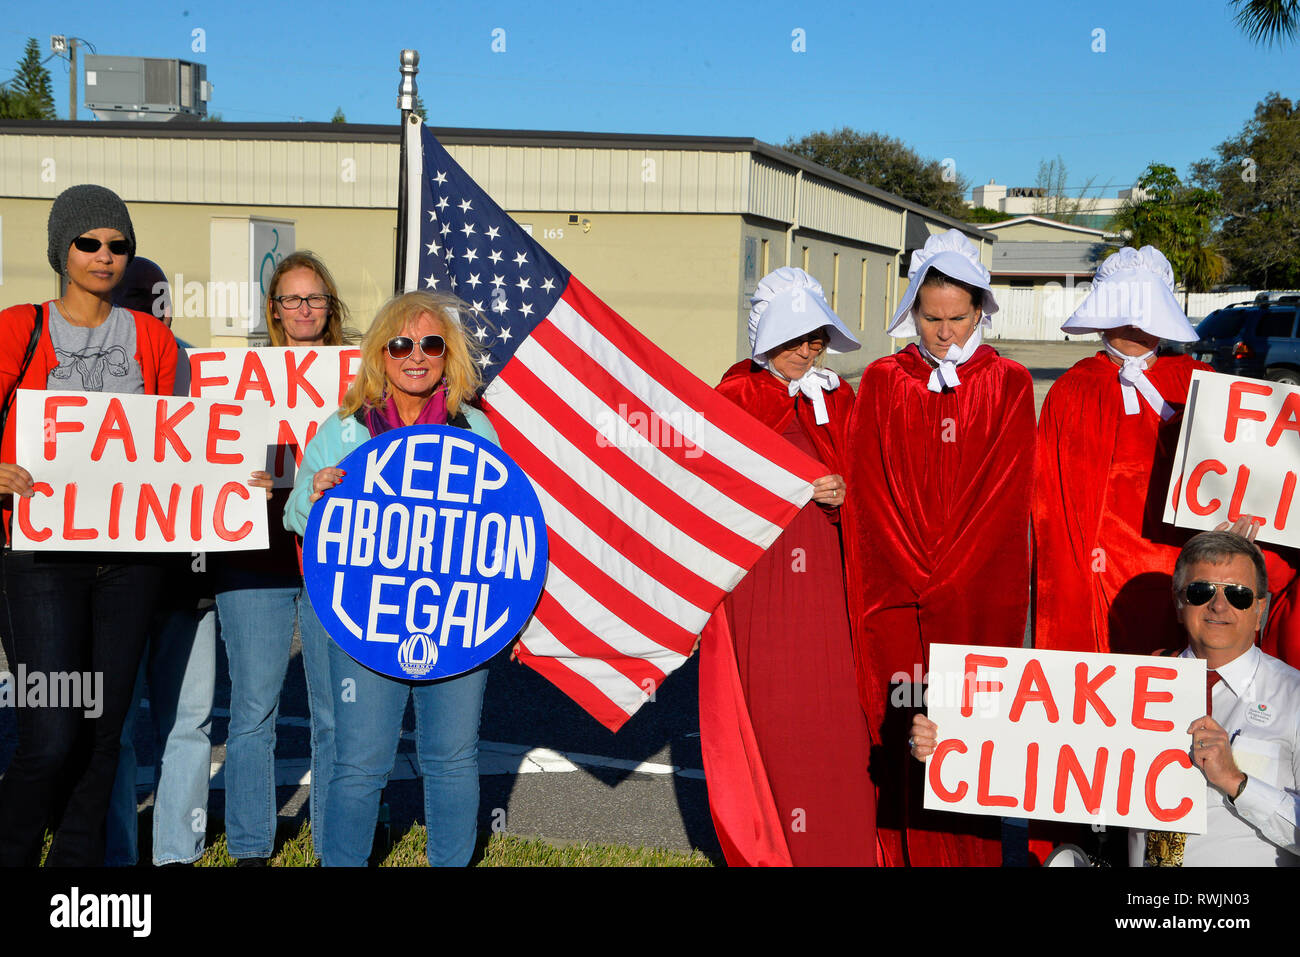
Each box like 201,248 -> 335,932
47,304 -> 146,394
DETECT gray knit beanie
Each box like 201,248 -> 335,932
47,184 -> 136,275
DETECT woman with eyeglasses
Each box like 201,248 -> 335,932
284,290 -> 496,866
0,184 -> 178,865
215,250 -> 352,865
698,267 -> 877,866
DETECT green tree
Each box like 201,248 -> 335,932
1109,164 -> 1228,300
410,92 -> 427,122
1190,92 -> 1300,288
964,206 -> 1009,224
1231,0 -> 1299,44
0,38 -> 56,119
331,107 -> 346,124
782,127 -> 971,219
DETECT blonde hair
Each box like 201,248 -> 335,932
340,291 -> 483,419
265,250 -> 353,347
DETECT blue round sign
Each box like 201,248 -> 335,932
303,425 -> 547,680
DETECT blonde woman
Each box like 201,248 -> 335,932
284,291 -> 497,867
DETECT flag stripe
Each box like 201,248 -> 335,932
487,404 -> 725,612
518,623 -> 642,731
487,367 -> 755,580
545,534 -> 698,657
498,335 -> 775,555
552,285 -> 825,494
525,317 -> 813,529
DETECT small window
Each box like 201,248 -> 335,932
1197,310 -> 1248,340
1255,309 -> 1298,339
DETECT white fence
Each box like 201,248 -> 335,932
988,287 -> 1300,342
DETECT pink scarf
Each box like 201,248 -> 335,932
364,383 -> 448,436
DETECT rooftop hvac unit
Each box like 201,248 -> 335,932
84,56 -> 212,121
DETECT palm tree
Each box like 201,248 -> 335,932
1232,0 -> 1300,45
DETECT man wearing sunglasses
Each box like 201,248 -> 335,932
1131,530 -> 1300,866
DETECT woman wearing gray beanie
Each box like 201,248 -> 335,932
0,184 -> 179,866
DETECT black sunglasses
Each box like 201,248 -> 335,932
73,236 -> 130,256
386,334 -> 446,359
1183,580 -> 1258,610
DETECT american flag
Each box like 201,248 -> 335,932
401,117 -> 823,731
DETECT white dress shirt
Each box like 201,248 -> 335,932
1130,645 -> 1300,866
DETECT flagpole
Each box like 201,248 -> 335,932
394,49 -> 420,295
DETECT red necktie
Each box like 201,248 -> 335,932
1206,671 -> 1221,717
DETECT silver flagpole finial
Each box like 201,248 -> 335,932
397,49 -> 420,111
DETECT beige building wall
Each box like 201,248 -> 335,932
988,220 -> 1099,242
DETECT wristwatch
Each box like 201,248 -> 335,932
1227,775 -> 1248,804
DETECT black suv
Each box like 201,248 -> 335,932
1190,294 -> 1300,385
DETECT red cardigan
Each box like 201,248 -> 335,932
0,301 -> 178,538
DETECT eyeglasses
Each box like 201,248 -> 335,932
1183,580 -> 1258,610
386,334 -> 446,359
780,330 -> 828,352
273,294 -> 330,310
72,236 -> 130,256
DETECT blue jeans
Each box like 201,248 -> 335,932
216,572 -> 334,860
106,601 -> 217,866
323,640 -> 487,867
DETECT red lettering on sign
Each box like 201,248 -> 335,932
976,740 -> 1017,808
1009,657 -> 1058,723
90,397 -> 137,462
1278,472 -> 1297,531
155,400 -> 194,462
284,351 -> 323,409
15,482 -> 52,542
190,485 -> 204,541
206,404 -> 242,464
62,483 -> 96,540
43,394 -> 88,460
108,482 -> 123,539
961,654 -> 1006,718
928,739 -> 968,802
1023,742 -> 1039,814
1132,666 -> 1177,732
135,483 -> 181,542
235,352 -> 275,404
1145,749 -> 1194,822
1073,662 -> 1117,727
1185,459 -> 1226,515
1116,748 -> 1136,816
1053,744 -> 1107,816
1224,380 -> 1272,442
188,352 -> 227,395
214,482 -> 252,541
274,418 -> 318,477
339,349 -> 360,404
1226,464 -> 1254,524
1268,391 -> 1300,447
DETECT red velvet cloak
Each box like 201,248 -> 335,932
846,343 -> 1035,867
1033,352 -> 1300,660
699,360 -> 876,866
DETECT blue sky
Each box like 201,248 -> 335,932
3,0 -> 1295,200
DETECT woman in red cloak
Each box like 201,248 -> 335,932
698,266 -> 877,866
848,229 -> 1036,867
1034,245 -> 1299,661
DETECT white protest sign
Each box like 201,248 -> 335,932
12,389 -> 270,552
923,643 -> 1207,834
1165,370 -> 1300,548
187,346 -> 361,486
